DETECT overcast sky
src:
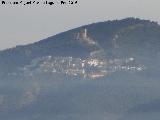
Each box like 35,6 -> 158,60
0,0 -> 160,50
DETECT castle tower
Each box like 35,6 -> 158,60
84,28 -> 87,38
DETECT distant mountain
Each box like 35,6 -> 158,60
0,17 -> 160,78
0,18 -> 160,120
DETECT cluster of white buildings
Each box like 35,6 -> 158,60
21,55 -> 145,79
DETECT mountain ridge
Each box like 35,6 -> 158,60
0,18 -> 160,120
0,17 -> 160,78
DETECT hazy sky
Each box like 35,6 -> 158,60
0,0 -> 160,50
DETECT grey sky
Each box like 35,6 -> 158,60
0,0 -> 160,50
